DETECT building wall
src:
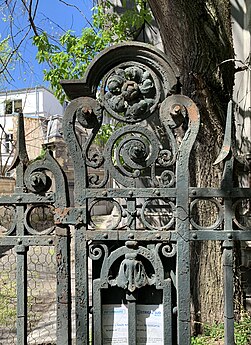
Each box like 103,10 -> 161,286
42,89 -> 63,116
231,0 -> 251,310
0,87 -> 63,173
11,116 -> 45,160
0,87 -> 63,117
231,0 -> 251,160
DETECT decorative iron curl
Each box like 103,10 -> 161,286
75,97 -> 104,169
160,170 -> 176,187
89,243 -> 108,261
24,150 -> 68,207
88,172 -> 109,188
104,125 -> 160,187
161,243 -> 177,258
25,171 -> 51,194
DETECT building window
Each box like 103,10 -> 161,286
5,99 -> 22,114
5,133 -> 13,153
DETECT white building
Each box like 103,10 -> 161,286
231,1 -> 251,160
0,86 -> 63,174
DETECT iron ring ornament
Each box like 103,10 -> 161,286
89,198 -> 123,230
190,198 -> 224,230
0,205 -> 16,235
24,205 -> 55,235
100,62 -> 161,123
141,198 -> 175,231
232,199 -> 251,230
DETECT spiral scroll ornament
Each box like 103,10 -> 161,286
104,125 -> 160,187
89,244 -> 108,261
101,63 -> 160,123
25,171 -> 52,194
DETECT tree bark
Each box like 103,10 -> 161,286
148,0 -> 237,330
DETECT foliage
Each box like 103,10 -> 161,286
0,273 -> 16,327
33,1 -> 151,103
94,124 -> 114,147
0,36 -> 13,88
191,313 -> 251,344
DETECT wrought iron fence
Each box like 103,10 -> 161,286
0,42 -> 250,345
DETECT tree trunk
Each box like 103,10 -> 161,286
148,0 -> 238,329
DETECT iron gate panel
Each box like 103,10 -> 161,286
0,42 -> 250,345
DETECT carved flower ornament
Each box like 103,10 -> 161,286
103,65 -> 159,122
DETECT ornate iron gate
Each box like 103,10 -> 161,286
0,42 -> 251,345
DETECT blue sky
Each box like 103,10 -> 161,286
0,0 -> 94,91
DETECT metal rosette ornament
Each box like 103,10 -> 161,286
100,62 -> 161,123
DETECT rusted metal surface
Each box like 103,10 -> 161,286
0,113 -> 71,344
0,42 -> 250,344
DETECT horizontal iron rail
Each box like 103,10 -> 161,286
85,230 -> 251,241
0,235 -> 55,246
0,193 -> 55,205
70,187 -> 251,199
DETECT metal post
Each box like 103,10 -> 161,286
223,244 -> 234,345
93,280 -> 102,345
16,244 -> 28,345
127,293 -> 137,345
75,228 -> 89,345
16,200 -> 28,345
56,226 -> 72,345
163,278 -> 173,344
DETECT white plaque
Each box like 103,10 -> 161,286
137,305 -> 163,344
102,304 -> 163,345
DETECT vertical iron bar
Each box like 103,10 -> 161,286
93,280 -> 102,345
75,227 -> 89,345
127,197 -> 137,344
127,198 -> 137,230
16,244 -> 28,345
56,227 -> 72,345
127,293 -> 137,345
13,113 -> 29,345
163,278 -> 172,344
16,202 -> 28,345
175,97 -> 199,345
223,246 -> 234,345
176,239 -> 190,345
176,170 -> 190,345
222,153 -> 235,345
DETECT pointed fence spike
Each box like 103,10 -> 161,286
8,112 -> 29,171
213,100 -> 233,165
